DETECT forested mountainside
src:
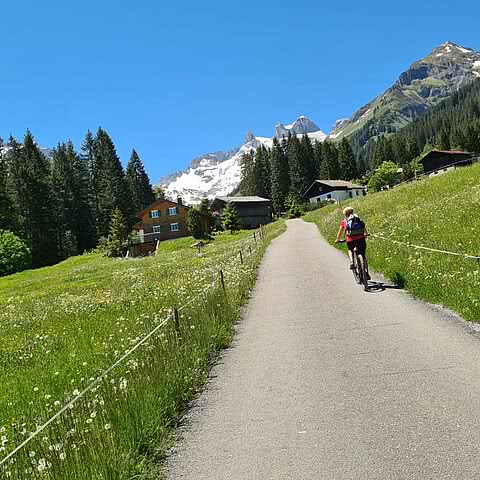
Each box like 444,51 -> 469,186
364,78 -> 480,168
333,42 -> 480,151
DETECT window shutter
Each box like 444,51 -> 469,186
149,211 -> 152,218
175,207 -> 178,215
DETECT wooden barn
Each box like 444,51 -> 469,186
419,150 -> 474,175
211,196 -> 272,228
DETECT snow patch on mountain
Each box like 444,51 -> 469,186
159,116 -> 327,204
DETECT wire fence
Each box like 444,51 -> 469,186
370,234 -> 480,261
0,224 -> 271,467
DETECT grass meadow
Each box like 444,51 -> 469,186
304,163 -> 480,321
0,221 -> 285,479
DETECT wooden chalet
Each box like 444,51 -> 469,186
420,150 -> 474,175
130,197 -> 210,256
303,180 -> 366,204
210,196 -> 272,228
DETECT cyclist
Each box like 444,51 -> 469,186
335,206 -> 370,280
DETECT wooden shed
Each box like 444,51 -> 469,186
211,196 -> 272,228
419,150 -> 474,175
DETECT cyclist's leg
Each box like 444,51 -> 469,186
358,238 -> 370,279
346,241 -> 355,269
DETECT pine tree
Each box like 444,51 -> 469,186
287,134 -> 304,198
51,143 -> 78,259
253,145 -> 271,198
198,198 -> 214,233
270,137 -> 290,213
187,207 -> 204,239
222,202 -> 242,233
338,138 -> 358,180
321,140 -> 341,179
0,153 -> 17,232
68,141 -> 97,252
9,131 -> 58,267
240,151 -> 256,195
103,208 -> 128,257
300,134 -> 317,189
313,141 -> 324,178
125,148 -> 155,223
94,128 -> 131,238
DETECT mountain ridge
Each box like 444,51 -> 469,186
159,116 -> 327,203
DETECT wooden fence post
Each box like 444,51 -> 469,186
249,245 -> 252,256
239,251 -> 243,264
253,231 -> 256,242
220,269 -> 225,290
173,308 -> 180,335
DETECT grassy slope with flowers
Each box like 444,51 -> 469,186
304,163 -> 480,321
0,222 -> 285,479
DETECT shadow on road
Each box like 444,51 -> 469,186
367,281 -> 403,293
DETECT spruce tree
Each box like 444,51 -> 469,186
287,134 -> 304,198
198,198 -> 214,233
338,138 -> 358,180
68,141 -> 97,252
240,151 -> 256,195
9,131 -> 58,267
125,148 -> 155,223
0,154 -> 17,232
300,134 -> 317,189
270,137 -> 290,213
321,140 -> 341,179
187,207 -> 204,239
222,202 -> 242,233
94,128 -> 131,238
51,143 -> 78,259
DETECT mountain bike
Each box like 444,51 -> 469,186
338,238 -> 369,292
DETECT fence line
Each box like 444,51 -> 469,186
0,228 -> 267,467
371,234 -> 480,261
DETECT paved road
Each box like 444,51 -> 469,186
167,219 -> 480,479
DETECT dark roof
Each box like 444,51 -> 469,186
419,149 -> 474,162
215,196 -> 271,203
303,179 -> 364,198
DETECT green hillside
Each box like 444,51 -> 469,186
0,223 -> 285,479
304,164 -> 480,321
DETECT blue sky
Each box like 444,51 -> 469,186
2,0 -> 480,180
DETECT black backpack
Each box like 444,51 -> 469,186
346,214 -> 365,236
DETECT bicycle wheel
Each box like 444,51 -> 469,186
352,251 -> 361,284
357,254 -> 369,291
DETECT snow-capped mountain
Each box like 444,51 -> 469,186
0,143 -> 52,159
159,116 -> 326,204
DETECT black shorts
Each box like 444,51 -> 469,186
347,238 -> 367,256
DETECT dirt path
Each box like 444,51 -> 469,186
167,219 -> 480,479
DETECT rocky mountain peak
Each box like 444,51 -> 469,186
244,130 -> 256,143
274,116 -> 321,138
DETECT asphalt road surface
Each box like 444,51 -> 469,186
167,219 -> 480,479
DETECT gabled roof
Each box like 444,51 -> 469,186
215,196 -> 271,203
419,149 -> 474,163
303,179 -> 364,198
136,198 -> 191,219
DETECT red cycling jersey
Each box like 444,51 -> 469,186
340,218 -> 366,243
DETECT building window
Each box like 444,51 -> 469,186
170,223 -> 179,232
152,225 -> 162,233
355,191 -> 359,196
150,209 -> 160,218
168,207 -> 178,216
348,191 -> 353,198
327,194 -> 332,199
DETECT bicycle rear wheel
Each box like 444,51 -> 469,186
352,251 -> 361,284
357,254 -> 369,291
